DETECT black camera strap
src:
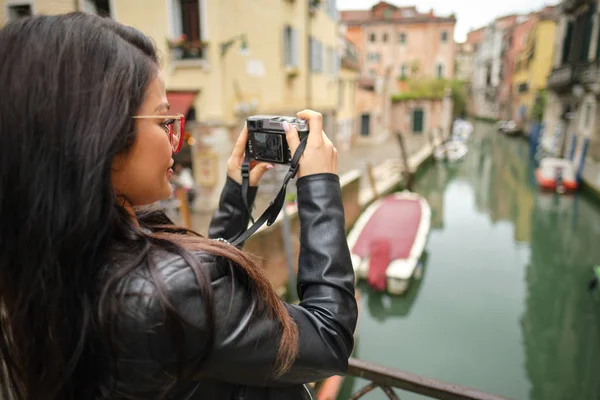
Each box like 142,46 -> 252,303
232,138 -> 308,247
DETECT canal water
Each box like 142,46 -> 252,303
338,122 -> 600,400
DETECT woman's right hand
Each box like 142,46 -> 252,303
283,109 -> 338,178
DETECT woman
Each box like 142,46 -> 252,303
0,12 -> 357,400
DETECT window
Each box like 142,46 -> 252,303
326,0 -> 338,20
399,33 -> 407,44
181,0 -> 201,42
382,33 -> 388,42
384,9 -> 393,19
517,83 -> 529,93
283,25 -> 299,67
412,108 -> 424,133
370,33 -> 376,42
369,69 -> 376,77
367,53 -> 381,62
81,0 -> 112,17
8,4 -> 32,21
310,37 -> 323,72
338,80 -> 345,107
171,0 -> 205,59
400,64 -> 408,78
436,62 -> 444,78
441,31 -> 448,43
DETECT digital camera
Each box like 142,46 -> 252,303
246,115 -> 309,165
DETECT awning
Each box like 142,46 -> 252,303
166,91 -> 198,117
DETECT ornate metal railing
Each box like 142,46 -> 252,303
346,358 -> 512,400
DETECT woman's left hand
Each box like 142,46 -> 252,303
227,124 -> 274,186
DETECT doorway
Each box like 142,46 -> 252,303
360,113 -> 371,137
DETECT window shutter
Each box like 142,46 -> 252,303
319,41 -> 324,72
283,26 -> 288,66
310,38 -> 315,71
292,27 -> 298,67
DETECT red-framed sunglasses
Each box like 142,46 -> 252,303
133,114 -> 186,154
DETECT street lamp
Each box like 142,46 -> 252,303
220,34 -> 249,59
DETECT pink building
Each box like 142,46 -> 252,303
499,14 -> 538,120
341,1 -> 456,84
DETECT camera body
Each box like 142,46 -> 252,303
246,115 -> 309,165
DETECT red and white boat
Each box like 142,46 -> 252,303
347,192 -> 431,295
535,157 -> 579,193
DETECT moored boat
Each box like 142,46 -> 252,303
347,192 -> 431,295
535,157 -> 579,193
452,119 -> 473,142
433,141 -> 468,162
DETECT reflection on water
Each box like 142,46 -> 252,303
364,252 -> 429,323
339,122 -> 600,400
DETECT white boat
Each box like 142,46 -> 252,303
347,192 -> 431,295
433,141 -> 468,162
535,157 -> 579,193
498,120 -> 520,136
452,119 -> 473,141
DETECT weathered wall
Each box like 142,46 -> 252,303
391,98 -> 445,136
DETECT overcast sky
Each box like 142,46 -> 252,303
337,0 -> 558,42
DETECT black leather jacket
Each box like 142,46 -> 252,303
116,174 -> 358,399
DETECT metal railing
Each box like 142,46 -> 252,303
346,358 -> 512,400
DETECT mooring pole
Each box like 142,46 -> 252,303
396,132 -> 413,190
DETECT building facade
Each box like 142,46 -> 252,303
543,0 -> 600,184
341,1 -> 456,83
455,42 -> 476,82
472,15 -> 521,120
2,0 -> 343,211
512,7 -> 557,130
340,1 -> 455,141
118,0 -> 341,210
498,15 -> 538,120
336,26 -> 360,151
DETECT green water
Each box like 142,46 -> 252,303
339,122 -> 600,400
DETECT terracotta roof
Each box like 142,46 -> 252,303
340,2 -> 455,25
340,13 -> 456,25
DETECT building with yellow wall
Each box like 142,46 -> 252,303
117,0 -> 341,210
2,0 -> 342,211
336,27 -> 359,151
513,7 -> 556,129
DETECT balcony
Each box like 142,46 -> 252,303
359,77 -> 376,90
562,0 -> 589,13
346,358 -> 510,400
547,64 -> 573,91
547,62 -> 600,92
576,62 -> 599,85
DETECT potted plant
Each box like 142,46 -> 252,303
167,34 -> 208,59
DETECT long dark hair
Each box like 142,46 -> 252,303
0,13 -> 298,399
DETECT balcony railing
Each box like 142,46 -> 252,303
346,358 -> 512,400
547,62 -> 600,92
